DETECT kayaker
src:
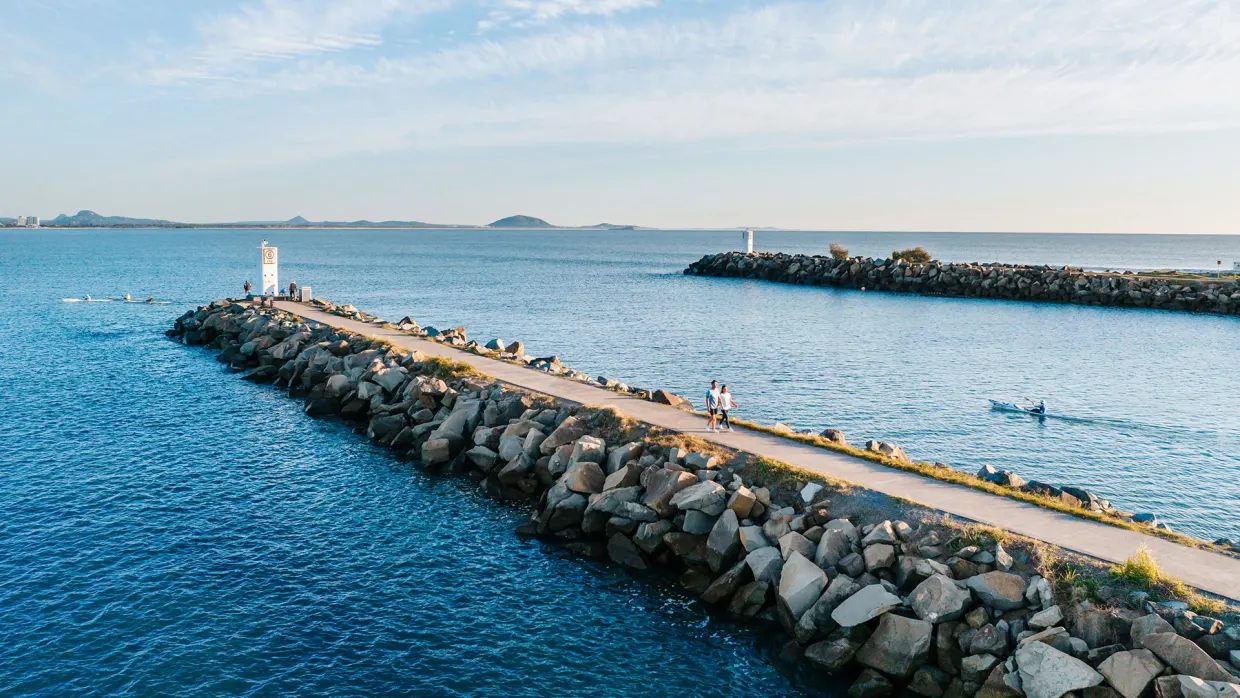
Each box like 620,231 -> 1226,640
146,296 -> 155,304
1035,400 -> 1046,415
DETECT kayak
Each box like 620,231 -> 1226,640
125,300 -> 171,304
986,399 -> 1086,422
62,298 -> 113,303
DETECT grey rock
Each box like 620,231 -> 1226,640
563,460 -> 605,494
863,520 -> 898,546
965,572 -> 1028,611
910,665 -> 955,698
706,509 -> 741,573
606,534 -> 647,570
702,559 -> 751,605
682,510 -> 718,535
739,525 -> 771,552
963,654 -> 1001,683
856,613 -> 934,678
1098,649 -> 1165,698
643,469 -> 698,516
746,546 -> 784,583
1143,633 -> 1236,682
815,528 -> 853,569
864,543 -> 897,571
911,574 -> 972,624
1132,615 -> 1177,649
778,551 -> 828,629
826,518 -> 860,546
849,668 -> 895,698
1030,605 -> 1064,630
806,634 -> 863,676
839,552 -> 866,578
633,520 -> 674,554
670,480 -> 728,516
831,584 -> 904,628
795,575 -> 861,643
1015,641 -> 1105,698
779,531 -> 817,562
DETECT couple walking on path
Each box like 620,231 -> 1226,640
705,380 -> 738,432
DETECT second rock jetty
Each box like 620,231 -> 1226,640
685,252 -> 1240,315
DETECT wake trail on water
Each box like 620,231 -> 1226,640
990,404 -> 1222,440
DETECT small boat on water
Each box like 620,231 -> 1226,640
989,399 -> 1045,416
988,399 -> 1083,421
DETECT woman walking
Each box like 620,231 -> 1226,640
718,385 -> 737,432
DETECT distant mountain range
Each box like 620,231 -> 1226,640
4,210 -> 643,230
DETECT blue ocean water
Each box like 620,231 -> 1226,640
1,228 -> 1238,695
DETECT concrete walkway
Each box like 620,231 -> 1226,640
275,301 -> 1240,602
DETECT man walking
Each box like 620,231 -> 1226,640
705,380 -> 721,432
244,280 -> 252,297
289,279 -> 298,300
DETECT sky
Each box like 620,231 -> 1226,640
2,0 -> 1239,232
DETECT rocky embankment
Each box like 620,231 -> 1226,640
171,300 -> 1240,698
685,253 -> 1240,315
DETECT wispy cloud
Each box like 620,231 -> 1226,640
147,0 -> 450,82
53,0 -> 1240,164
480,0 -> 657,29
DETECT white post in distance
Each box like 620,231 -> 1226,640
744,229 -> 754,254
259,241 -> 279,296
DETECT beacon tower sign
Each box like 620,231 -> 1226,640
258,241 -> 278,296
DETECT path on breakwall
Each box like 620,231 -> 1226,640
274,301 -> 1240,602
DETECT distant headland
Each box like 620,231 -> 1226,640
0,209 -> 643,230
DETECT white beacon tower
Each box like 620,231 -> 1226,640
258,240 -> 279,296
743,229 -> 754,254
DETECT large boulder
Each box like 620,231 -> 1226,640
1132,615 -> 1176,649
739,526 -> 771,552
632,520 -> 674,554
701,559 -> 751,605
706,509 -> 741,573
606,533 -> 647,570
1142,633 -> 1236,682
670,480 -> 728,516
806,632 -> 864,676
745,546 -> 784,583
779,532 -> 816,562
795,576 -> 862,643
965,571 -> 1027,610
421,438 -> 451,465
777,552 -> 827,629
606,442 -> 643,474
1163,676 -> 1240,698
1016,641 -> 1105,698
563,460 -> 605,494
1098,650 -> 1166,698
910,574 -> 972,623
540,416 -> 587,455
849,668 -> 895,698
831,584 -> 904,628
568,435 -> 607,465
856,613 -> 934,679
814,528 -> 853,569
643,469 -> 697,516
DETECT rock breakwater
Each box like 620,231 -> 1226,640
170,299 -> 1240,696
685,253 -> 1240,315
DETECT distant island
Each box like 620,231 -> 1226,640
3,210 -> 644,230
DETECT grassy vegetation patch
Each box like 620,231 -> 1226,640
722,415 -> 1216,552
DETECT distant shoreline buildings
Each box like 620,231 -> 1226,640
13,216 -> 39,228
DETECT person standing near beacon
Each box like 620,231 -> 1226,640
288,279 -> 298,301
244,280 -> 252,298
